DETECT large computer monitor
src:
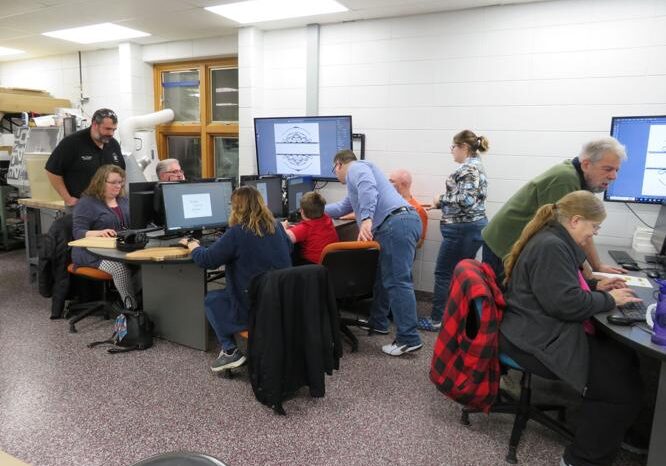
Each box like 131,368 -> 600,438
162,180 -> 234,234
129,181 -> 158,229
605,115 -> 666,204
287,176 -> 315,217
254,115 -> 353,181
240,176 -> 284,218
651,202 -> 666,257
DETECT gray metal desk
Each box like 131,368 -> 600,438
594,245 -> 665,466
88,241 -> 209,351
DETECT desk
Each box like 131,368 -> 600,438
88,240 -> 208,351
594,245 -> 666,466
18,198 -> 65,283
85,219 -> 357,352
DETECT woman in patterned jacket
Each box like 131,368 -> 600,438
419,130 -> 489,331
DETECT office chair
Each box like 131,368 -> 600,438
130,451 -> 228,466
65,264 -> 115,333
319,241 -> 380,352
439,259 -> 573,464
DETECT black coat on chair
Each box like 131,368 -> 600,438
247,264 -> 342,414
38,213 -> 72,319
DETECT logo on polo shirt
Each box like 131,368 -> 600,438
81,155 -> 93,161
112,153 -> 119,163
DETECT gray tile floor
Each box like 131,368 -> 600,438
0,249 -> 643,466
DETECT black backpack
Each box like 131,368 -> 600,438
88,297 -> 153,353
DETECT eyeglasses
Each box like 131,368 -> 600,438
105,180 -> 124,185
93,109 -> 118,122
165,169 -> 184,175
331,163 -> 339,174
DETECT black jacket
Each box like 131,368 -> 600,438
38,214 -> 73,318
247,264 -> 342,414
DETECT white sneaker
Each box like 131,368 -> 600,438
382,340 -> 423,356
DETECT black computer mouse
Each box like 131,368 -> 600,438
646,270 -> 660,279
620,262 -> 640,271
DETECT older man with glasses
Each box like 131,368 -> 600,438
46,108 -> 124,209
156,158 -> 186,182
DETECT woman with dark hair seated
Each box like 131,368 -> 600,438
72,164 -> 136,306
180,186 -> 292,372
499,190 -> 642,466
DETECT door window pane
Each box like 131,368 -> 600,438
210,68 -> 238,122
214,137 -> 239,181
162,70 -> 200,122
167,136 -> 201,180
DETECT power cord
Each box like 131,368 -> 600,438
623,202 -> 656,229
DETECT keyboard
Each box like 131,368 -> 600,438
618,301 -> 647,322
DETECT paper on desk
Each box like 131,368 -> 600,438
594,272 -> 653,288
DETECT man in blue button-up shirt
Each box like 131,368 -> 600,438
325,150 -> 423,356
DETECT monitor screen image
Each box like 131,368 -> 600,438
241,176 -> 284,218
254,115 -> 353,180
287,176 -> 315,214
162,180 -> 234,233
128,181 -> 158,229
605,115 -> 666,204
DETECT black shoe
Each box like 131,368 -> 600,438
358,319 -> 389,335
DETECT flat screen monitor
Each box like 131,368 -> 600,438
241,176 -> 284,218
254,115 -> 353,180
605,115 -> 666,204
287,176 -> 315,215
129,181 -> 158,229
162,180 -> 233,233
652,202 -> 666,256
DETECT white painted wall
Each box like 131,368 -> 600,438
1,0 -> 664,292
242,0 -> 666,291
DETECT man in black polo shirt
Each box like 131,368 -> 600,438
46,108 -> 124,207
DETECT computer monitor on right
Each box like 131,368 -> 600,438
651,202 -> 666,258
605,115 -> 666,205
162,180 -> 234,235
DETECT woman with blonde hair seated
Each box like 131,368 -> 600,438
72,164 -> 136,306
180,186 -> 292,372
499,190 -> 642,466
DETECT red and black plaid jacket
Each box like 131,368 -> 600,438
429,259 -> 506,413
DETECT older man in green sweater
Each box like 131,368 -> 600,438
482,137 -> 627,281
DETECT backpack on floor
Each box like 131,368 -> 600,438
88,297 -> 153,353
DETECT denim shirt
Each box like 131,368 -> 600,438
440,156 -> 487,224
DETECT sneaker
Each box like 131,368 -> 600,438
210,348 -> 246,372
382,340 -> 423,356
417,317 -> 441,332
559,457 -> 572,466
358,319 -> 389,335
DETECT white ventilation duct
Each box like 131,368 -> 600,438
119,109 -> 175,182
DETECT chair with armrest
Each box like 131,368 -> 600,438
65,264 -> 115,333
431,259 -> 572,464
319,240 -> 380,352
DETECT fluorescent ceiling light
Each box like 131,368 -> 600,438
0,47 -> 24,56
42,23 -> 150,44
205,0 -> 347,24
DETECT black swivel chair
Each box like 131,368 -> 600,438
319,241 -> 380,352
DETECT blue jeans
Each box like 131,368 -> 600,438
431,218 -> 487,322
204,289 -> 247,352
368,210 -> 422,347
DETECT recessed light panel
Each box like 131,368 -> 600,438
205,0 -> 347,24
42,23 -> 150,44
0,47 -> 24,56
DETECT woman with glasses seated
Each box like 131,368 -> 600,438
420,129 -> 490,332
179,186 -> 292,372
72,164 -> 136,307
499,190 -> 642,466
